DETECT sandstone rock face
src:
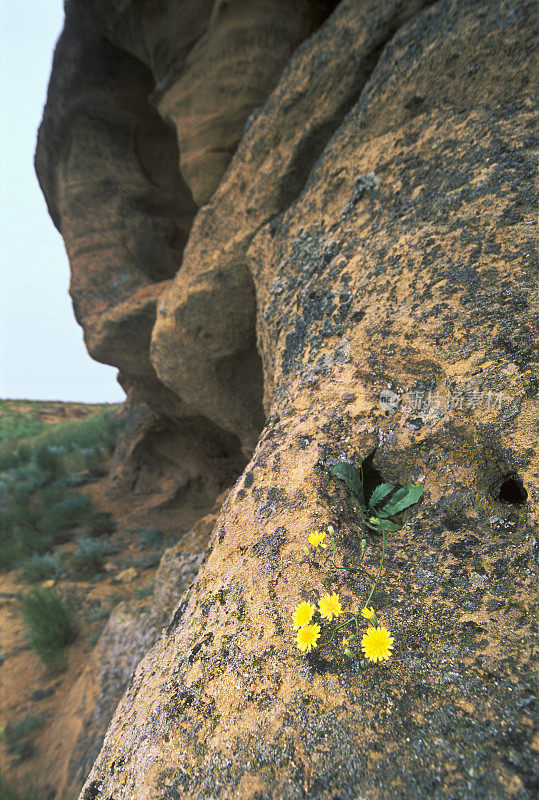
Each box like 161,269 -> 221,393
44,541 -> 209,800
35,0 -> 333,445
106,390 -> 246,513
36,1 -> 537,798
155,0 -> 330,205
150,0 -> 431,448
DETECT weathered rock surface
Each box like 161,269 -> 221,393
150,0 -> 431,448
43,535 -> 211,800
35,0 -> 537,798
35,0 -> 334,447
106,390 -> 245,514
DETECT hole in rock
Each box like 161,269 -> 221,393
360,451 -> 385,505
497,475 -> 527,505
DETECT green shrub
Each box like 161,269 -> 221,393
0,406 -> 124,483
17,552 -> 63,583
29,408 -> 124,456
0,403 -> 124,572
137,527 -> 165,548
85,602 -> 110,622
89,628 -> 104,647
38,493 -> 95,539
135,584 -> 154,600
87,510 -> 116,536
0,771 -> 40,799
0,521 -> 52,571
33,443 -> 65,480
2,713 -> 45,743
133,553 -> 161,570
68,537 -> 116,579
0,406 -> 44,442
19,588 -> 76,666
0,464 -> 51,499
81,447 -> 109,478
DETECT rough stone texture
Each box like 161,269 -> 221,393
155,0 -> 330,205
35,0 -> 537,798
43,541 -> 209,800
151,0 -> 431,449
106,390 -> 245,512
35,0 -> 333,445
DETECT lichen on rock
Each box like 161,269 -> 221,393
34,1 -> 537,798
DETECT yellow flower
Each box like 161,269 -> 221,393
296,623 -> 321,652
308,531 -> 327,549
342,637 -> 350,647
292,601 -> 315,630
361,607 -> 376,620
318,592 -> 342,621
361,626 -> 394,662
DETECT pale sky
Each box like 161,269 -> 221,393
0,0 -> 126,403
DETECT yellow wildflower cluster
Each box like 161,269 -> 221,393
292,592 -> 343,652
293,594 -> 394,662
296,523 -> 395,664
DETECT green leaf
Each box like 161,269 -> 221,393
377,520 -> 401,532
304,546 -> 311,557
344,648 -> 355,659
382,484 -> 408,506
368,483 -> 395,509
380,482 -> 424,516
330,463 -> 365,506
367,518 -> 400,532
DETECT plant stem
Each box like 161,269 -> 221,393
363,526 -> 386,610
319,613 -> 359,648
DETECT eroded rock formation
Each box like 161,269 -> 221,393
36,0 -> 537,798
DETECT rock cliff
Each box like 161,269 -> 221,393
36,1 -> 537,798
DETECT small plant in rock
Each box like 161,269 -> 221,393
293,439 -> 423,665
330,458 -> 423,534
19,587 -> 76,667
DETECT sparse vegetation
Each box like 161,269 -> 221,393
85,602 -> 110,622
17,552 -> 63,583
0,401 -> 123,571
68,537 -> 117,579
137,527 -> 166,548
2,713 -> 45,744
19,587 -> 76,666
0,771 -> 40,799
135,584 -> 154,600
